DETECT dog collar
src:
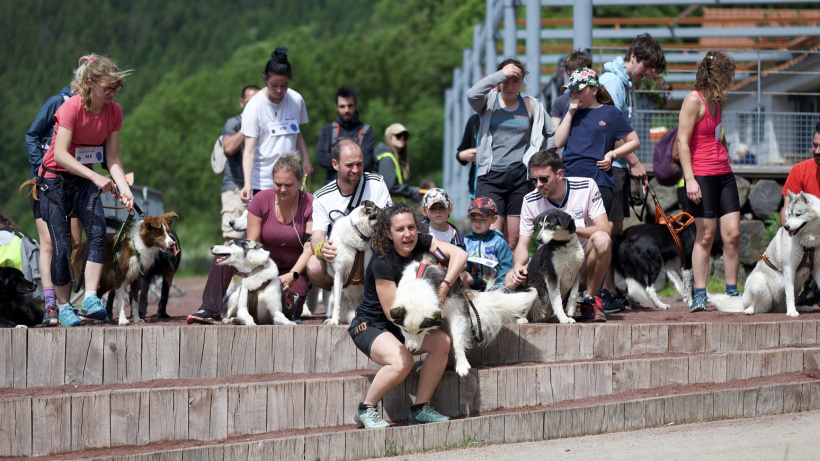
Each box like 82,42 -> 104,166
350,218 -> 371,242
238,262 -> 267,278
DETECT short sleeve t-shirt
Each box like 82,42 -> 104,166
560,105 -> 633,189
519,177 -> 606,244
241,88 -> 309,190
221,113 -> 244,192
549,92 -> 571,119
356,233 -> 434,320
39,95 -> 123,178
312,173 -> 392,233
782,159 -> 820,198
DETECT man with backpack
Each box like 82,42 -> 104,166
316,86 -> 375,184
216,85 -> 259,243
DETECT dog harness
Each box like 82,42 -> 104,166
640,179 -> 695,262
415,257 -> 485,344
342,216 -> 372,288
246,279 -> 272,321
758,248 -> 815,273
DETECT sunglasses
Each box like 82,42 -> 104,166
393,133 -> 408,140
529,176 -> 551,186
95,81 -> 122,95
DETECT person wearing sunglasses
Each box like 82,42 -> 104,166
375,123 -> 420,202
37,53 -> 134,326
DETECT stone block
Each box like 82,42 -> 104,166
749,179 -> 782,220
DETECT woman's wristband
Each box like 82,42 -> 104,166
440,279 -> 452,288
314,240 -> 325,259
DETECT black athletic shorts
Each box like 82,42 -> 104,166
610,168 -> 630,221
692,173 -> 740,219
349,316 -> 405,358
475,164 -> 533,217
598,186 -> 614,217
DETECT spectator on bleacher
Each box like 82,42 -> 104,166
375,123 -> 421,202
549,50 -> 593,128
677,50 -> 740,313
467,58 -> 556,252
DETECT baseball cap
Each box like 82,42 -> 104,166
385,123 -> 409,139
422,188 -> 451,209
561,67 -> 600,92
467,197 -> 497,217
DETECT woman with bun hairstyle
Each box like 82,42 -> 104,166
677,50 -> 740,313
240,46 -> 313,203
38,53 -> 134,326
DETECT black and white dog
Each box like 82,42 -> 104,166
0,267 -> 43,328
523,209 -> 585,324
613,222 -> 696,309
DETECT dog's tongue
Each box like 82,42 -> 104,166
788,229 -> 796,237
170,242 -> 180,256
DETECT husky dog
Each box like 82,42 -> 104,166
211,239 -> 291,325
711,191 -> 820,317
522,209 -> 585,324
325,201 -> 380,325
229,209 -> 249,232
390,257 -> 537,376
74,212 -> 179,325
613,222 -> 696,309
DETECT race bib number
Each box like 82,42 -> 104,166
268,119 -> 300,137
75,145 -> 104,165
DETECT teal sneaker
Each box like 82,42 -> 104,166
42,304 -> 60,326
58,306 -> 82,327
353,404 -> 390,429
690,292 -> 708,313
80,295 -> 108,321
408,403 -> 450,425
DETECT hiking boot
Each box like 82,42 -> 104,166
79,295 -> 108,321
690,292 -> 708,313
408,403 -> 450,425
578,295 -> 606,322
42,304 -> 59,326
598,289 -> 625,314
58,306 -> 82,327
353,404 -> 390,429
187,309 -> 222,325
796,280 -> 820,306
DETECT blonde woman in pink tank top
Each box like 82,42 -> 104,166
677,51 -> 740,313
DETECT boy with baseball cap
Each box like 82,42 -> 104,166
464,197 -> 513,291
421,188 -> 465,249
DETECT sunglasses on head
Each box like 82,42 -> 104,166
529,176 -> 551,186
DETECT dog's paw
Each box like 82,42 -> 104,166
301,307 -> 312,317
786,310 -> 800,318
323,318 -> 339,325
655,302 -> 671,310
222,317 -> 236,324
559,317 -> 576,324
743,307 -> 755,315
132,317 -> 145,324
118,318 -> 130,326
455,361 -> 472,377
516,317 -> 529,324
14,325 -> 27,329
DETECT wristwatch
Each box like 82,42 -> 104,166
292,271 -> 300,280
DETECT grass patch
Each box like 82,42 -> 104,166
657,276 -> 744,297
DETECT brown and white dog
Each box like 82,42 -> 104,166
73,212 -> 179,325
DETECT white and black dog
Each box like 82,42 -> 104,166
613,222 -> 696,309
0,267 -> 43,328
390,256 -> 537,377
324,200 -> 380,325
523,209 -> 585,324
711,191 -> 820,316
211,239 -> 292,325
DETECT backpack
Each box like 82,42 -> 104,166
330,121 -> 370,148
0,228 -> 43,303
210,135 -> 226,175
652,126 -> 682,187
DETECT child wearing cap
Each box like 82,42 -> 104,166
464,197 -> 513,291
553,67 -> 640,217
420,188 -> 465,249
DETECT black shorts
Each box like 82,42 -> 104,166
692,173 -> 740,219
598,186 -> 614,217
610,168 -> 630,221
475,164 -> 533,217
349,316 -> 405,358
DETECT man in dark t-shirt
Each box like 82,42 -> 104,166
220,85 -> 259,242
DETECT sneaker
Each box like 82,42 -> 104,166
408,403 -> 450,425
187,309 -> 222,325
612,290 -> 629,307
578,295 -> 606,322
353,404 -> 390,429
726,289 -> 740,297
598,289 -> 625,314
41,304 -> 59,326
58,306 -> 82,327
690,292 -> 708,313
79,295 -> 108,321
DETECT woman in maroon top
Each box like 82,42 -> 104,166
189,154 -> 313,323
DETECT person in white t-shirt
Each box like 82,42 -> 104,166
308,140 -> 392,290
240,46 -> 313,202
505,148 -> 611,322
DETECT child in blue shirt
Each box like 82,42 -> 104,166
464,197 -> 513,291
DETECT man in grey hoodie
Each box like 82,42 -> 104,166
598,33 -> 666,312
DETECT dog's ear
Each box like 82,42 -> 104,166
161,212 -> 179,225
363,200 -> 375,210
145,217 -> 162,229
389,306 -> 406,325
419,311 -> 443,329
534,212 -> 548,228
558,211 -> 575,233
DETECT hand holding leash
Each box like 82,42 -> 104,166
92,173 -> 116,193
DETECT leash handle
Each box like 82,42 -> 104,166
113,186 -> 145,217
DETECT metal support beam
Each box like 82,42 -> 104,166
503,0 -> 517,59
540,0 -> 816,5
525,0 -> 540,97
534,26 -> 820,40
573,0 -> 593,55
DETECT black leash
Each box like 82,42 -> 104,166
429,248 -> 484,344
111,187 -> 145,263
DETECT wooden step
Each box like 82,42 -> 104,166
3,320 -> 818,389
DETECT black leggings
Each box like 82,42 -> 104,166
691,173 -> 740,219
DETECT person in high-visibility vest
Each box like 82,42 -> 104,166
375,123 -> 421,202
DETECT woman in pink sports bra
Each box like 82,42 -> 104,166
677,51 -> 739,313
